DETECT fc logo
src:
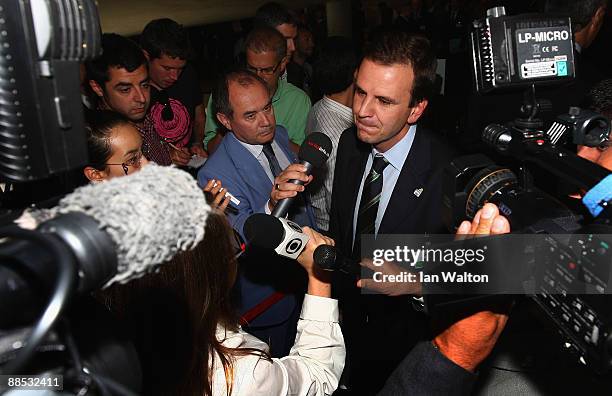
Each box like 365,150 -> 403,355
285,238 -> 303,255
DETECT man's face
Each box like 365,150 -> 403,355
352,59 -> 427,152
296,29 -> 314,58
147,53 -> 187,89
217,80 -> 276,145
90,64 -> 150,122
276,23 -> 297,60
246,49 -> 284,96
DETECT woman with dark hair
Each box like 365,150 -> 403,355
102,210 -> 344,395
83,110 -> 231,209
83,110 -> 150,182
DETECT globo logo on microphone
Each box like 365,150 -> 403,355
285,238 -> 304,255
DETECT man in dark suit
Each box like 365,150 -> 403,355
198,69 -> 316,357
328,31 -> 460,394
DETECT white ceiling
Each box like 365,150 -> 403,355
97,0 -> 324,35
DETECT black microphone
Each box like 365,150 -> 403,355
243,213 -> 310,259
243,213 -> 285,249
271,132 -> 332,218
313,244 -> 361,276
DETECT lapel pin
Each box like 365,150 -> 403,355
414,188 -> 424,197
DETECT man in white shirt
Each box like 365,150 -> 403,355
307,37 -> 357,232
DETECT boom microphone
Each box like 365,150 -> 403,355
1,164 -> 210,327
243,213 -> 310,259
271,132 -> 332,218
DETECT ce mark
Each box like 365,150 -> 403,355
541,45 -> 559,53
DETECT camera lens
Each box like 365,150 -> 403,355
483,124 -> 512,152
464,166 -> 518,218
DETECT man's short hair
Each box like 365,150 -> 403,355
245,26 -> 287,62
545,0 -> 608,30
140,18 -> 193,60
213,68 -> 269,119
86,33 -> 147,88
254,2 -> 296,28
363,31 -> 436,107
313,37 -> 358,95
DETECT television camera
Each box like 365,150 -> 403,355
440,6 -> 612,373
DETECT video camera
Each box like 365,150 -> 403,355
0,1 -> 143,394
442,6 -> 612,373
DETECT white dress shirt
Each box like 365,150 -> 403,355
238,139 -> 291,183
307,96 -> 354,231
211,294 -> 345,396
238,138 -> 292,214
352,125 -> 417,246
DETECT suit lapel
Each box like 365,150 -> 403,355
379,127 -> 432,234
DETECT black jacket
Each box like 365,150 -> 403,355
328,125 -> 462,394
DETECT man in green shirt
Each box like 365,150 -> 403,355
205,26 -> 310,154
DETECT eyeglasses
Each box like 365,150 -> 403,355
106,151 -> 144,175
246,60 -> 282,76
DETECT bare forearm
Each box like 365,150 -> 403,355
307,274 -> 332,298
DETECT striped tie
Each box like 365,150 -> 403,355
262,143 -> 283,178
353,155 -> 389,257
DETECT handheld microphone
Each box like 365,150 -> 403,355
271,132 -> 332,218
1,164 -> 210,327
243,213 -> 310,260
313,245 -> 361,275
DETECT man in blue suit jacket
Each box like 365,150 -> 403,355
197,69 -> 316,356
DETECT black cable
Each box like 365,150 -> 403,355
0,225 -> 77,375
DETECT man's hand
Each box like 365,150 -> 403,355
202,178 -> 230,211
297,227 -> 334,297
168,144 -> 191,166
268,164 -> 313,211
433,203 -> 511,373
189,143 -> 207,158
456,202 -> 510,236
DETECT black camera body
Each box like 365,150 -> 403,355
441,7 -> 612,373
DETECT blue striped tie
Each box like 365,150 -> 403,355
353,155 -> 389,257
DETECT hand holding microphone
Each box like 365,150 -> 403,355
270,132 -> 333,217
269,163 -> 312,211
243,213 -> 334,297
297,227 -> 334,297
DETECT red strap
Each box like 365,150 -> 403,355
240,292 -> 286,325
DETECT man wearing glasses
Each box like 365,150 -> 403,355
205,26 -> 311,154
